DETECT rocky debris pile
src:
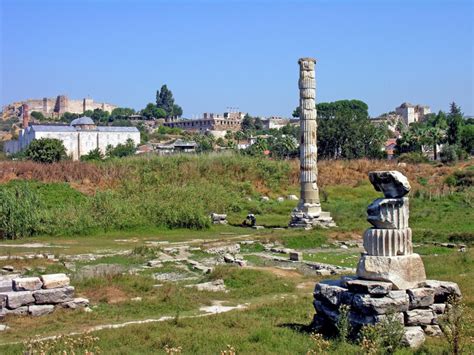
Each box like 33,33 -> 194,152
210,213 -> 228,225
313,278 -> 461,347
0,274 -> 89,320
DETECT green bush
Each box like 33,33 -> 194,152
0,183 -> 41,239
444,170 -> 474,188
397,152 -> 429,164
440,145 -> 458,164
81,148 -> 104,161
25,138 -> 67,163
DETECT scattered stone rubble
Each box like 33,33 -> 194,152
0,274 -> 89,321
312,171 -> 462,348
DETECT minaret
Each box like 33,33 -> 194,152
22,103 -> 29,129
290,58 -> 335,228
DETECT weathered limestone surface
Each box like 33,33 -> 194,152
363,228 -> 413,256
405,309 -> 436,326
352,291 -> 409,314
33,286 -> 74,304
346,279 -> 392,296
402,326 -> 426,348
367,198 -> 409,229
369,171 -> 411,198
0,280 -> 13,293
407,287 -> 435,309
2,291 -> 35,309
356,254 -> 426,290
423,280 -> 461,303
13,277 -> 42,291
29,305 -> 55,317
40,274 -> 70,289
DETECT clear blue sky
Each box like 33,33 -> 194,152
1,0 -> 473,117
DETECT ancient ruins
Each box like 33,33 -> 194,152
312,171 -> 462,347
0,273 -> 89,319
290,58 -> 335,228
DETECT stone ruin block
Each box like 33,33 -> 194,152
356,254 -> 426,290
210,213 -> 228,225
367,198 -> 409,229
404,309 -> 436,326
346,279 -> 392,296
423,280 -> 461,303
12,277 -> 43,291
28,305 -> 55,317
368,171 -> 411,198
407,287 -> 435,309
33,286 -> 75,304
2,291 -> 35,309
363,228 -> 413,257
40,273 -> 70,289
352,291 -> 409,315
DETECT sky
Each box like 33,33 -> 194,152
1,0 -> 473,118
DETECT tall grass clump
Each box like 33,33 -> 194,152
0,182 -> 41,239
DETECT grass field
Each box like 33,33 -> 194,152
0,155 -> 473,354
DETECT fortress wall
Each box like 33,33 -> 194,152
67,99 -> 85,114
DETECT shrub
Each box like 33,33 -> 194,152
81,148 -> 104,161
439,295 -> 468,355
106,139 -> 136,158
444,170 -> 474,189
336,304 -> 351,343
25,138 -> 67,163
440,145 -> 458,164
448,232 -> 473,245
357,311 -> 405,354
398,152 -> 429,164
0,183 -> 41,239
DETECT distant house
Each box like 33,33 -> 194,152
155,139 -> 197,155
3,116 -> 140,160
384,138 -> 398,159
163,112 -> 244,137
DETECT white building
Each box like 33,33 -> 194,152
395,102 -> 431,125
4,117 -> 140,160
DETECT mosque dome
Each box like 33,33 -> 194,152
70,117 -> 95,126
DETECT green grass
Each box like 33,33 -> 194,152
303,251 -> 360,268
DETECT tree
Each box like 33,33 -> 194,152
141,103 -> 167,120
90,109 -> 110,125
241,114 -> 255,132
156,85 -> 182,118
292,106 -> 301,118
30,111 -> 46,122
110,107 -> 135,122
25,138 -> 67,163
106,139 -> 136,158
315,100 -> 388,159
269,135 -> 298,159
446,102 -> 464,145
460,125 -> 474,155
60,112 -> 81,123
254,117 -> 264,131
172,104 -> 183,118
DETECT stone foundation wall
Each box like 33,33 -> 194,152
0,273 -> 88,320
312,277 -> 461,347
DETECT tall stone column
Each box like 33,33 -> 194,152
290,58 -> 334,229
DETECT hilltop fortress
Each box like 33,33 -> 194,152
2,95 -> 117,120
